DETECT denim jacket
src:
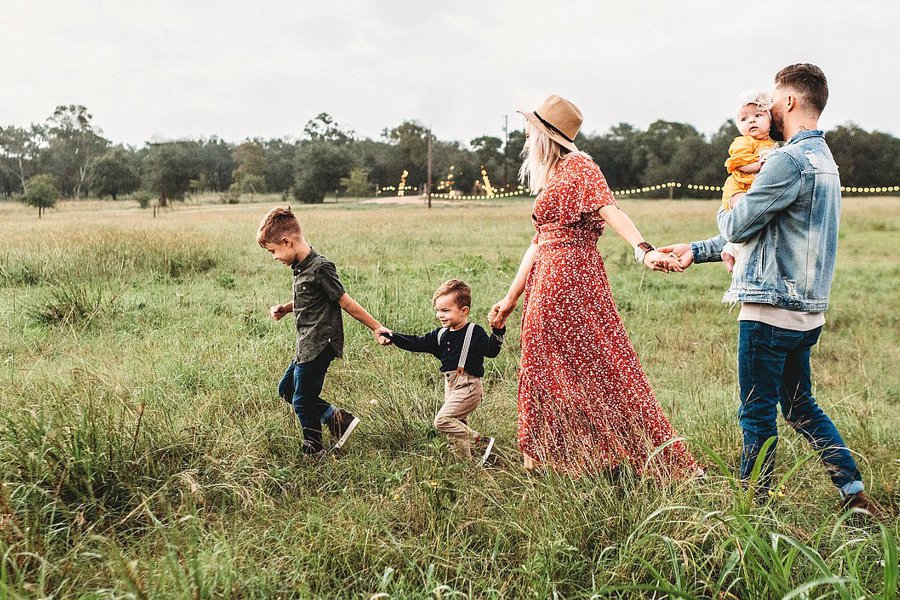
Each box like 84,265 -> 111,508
691,130 -> 840,312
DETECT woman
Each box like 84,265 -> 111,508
489,95 -> 698,477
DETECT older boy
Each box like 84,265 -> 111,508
258,207 -> 390,456
385,279 -> 505,465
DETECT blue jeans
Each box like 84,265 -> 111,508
278,346 -> 337,453
738,321 -> 863,496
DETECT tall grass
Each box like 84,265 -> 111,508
0,198 -> 897,598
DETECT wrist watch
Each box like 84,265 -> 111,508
634,241 -> 655,263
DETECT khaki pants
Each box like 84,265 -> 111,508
435,371 -> 483,457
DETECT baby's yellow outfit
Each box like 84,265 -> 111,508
722,135 -> 779,209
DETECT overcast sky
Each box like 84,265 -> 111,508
3,0 -> 899,146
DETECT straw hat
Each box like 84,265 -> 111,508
517,95 -> 582,152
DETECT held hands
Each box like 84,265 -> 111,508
489,297 -> 517,329
657,243 -> 694,270
643,250 -> 683,273
374,326 -> 393,346
269,303 -> 291,320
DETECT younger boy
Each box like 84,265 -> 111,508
385,279 -> 505,465
257,206 -> 390,457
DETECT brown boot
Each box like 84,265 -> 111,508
841,492 -> 887,521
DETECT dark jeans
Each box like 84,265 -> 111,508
738,320 -> 862,495
278,346 -> 337,453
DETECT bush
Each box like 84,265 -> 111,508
132,190 -> 154,209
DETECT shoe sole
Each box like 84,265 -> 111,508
480,437 -> 495,466
334,417 -> 360,449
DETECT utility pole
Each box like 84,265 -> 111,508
427,127 -> 433,209
503,114 -> 509,188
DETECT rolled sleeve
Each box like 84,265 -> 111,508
691,235 -> 727,264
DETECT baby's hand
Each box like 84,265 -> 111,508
759,148 -> 775,163
721,251 -> 736,273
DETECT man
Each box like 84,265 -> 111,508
661,64 -> 881,516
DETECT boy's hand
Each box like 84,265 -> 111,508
721,251 -> 736,273
374,326 -> 393,346
269,304 -> 291,320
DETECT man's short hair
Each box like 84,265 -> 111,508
257,207 -> 302,247
775,63 -> 828,115
433,279 -> 472,308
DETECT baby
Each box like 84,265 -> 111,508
720,90 -> 779,271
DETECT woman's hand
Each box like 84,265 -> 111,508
643,250 -> 683,273
489,297 -> 517,329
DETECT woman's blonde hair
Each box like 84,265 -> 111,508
518,121 -> 568,193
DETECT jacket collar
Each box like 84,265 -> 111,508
786,129 -> 824,145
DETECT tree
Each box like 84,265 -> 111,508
262,138 -> 298,194
381,120 -> 429,189
143,142 -> 199,206
232,140 -> 268,192
0,124 -> 44,195
304,113 -> 355,145
90,147 -> 141,200
470,135 -> 504,187
196,137 -> 234,192
44,105 -> 108,198
293,141 -> 355,203
340,167 -> 372,199
22,174 -> 58,218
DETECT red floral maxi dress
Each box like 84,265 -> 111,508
517,152 -> 697,478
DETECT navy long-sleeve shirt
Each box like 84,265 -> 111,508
387,324 -> 505,377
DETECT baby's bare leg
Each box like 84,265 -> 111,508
728,192 -> 746,209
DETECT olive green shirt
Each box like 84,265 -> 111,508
291,247 -> 345,363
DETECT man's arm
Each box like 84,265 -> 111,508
718,152 -> 802,244
691,235 -> 727,264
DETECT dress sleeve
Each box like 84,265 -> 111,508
558,154 -> 617,226
724,137 -> 758,173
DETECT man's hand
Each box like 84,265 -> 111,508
657,243 -> 694,270
489,297 -> 517,329
374,326 -> 393,346
269,303 -> 291,320
721,251 -> 736,273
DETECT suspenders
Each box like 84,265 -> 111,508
436,323 -> 475,375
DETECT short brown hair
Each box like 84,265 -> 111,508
432,279 -> 471,308
775,63 -> 828,115
257,207 -> 302,247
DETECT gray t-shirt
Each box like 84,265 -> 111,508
738,302 -> 825,331
291,247 -> 345,363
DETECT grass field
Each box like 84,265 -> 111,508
1,196 -> 898,598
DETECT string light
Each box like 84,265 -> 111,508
397,170 -> 408,197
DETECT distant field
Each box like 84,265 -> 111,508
1,196 -> 897,598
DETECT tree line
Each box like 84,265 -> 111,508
2,105 -> 898,214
